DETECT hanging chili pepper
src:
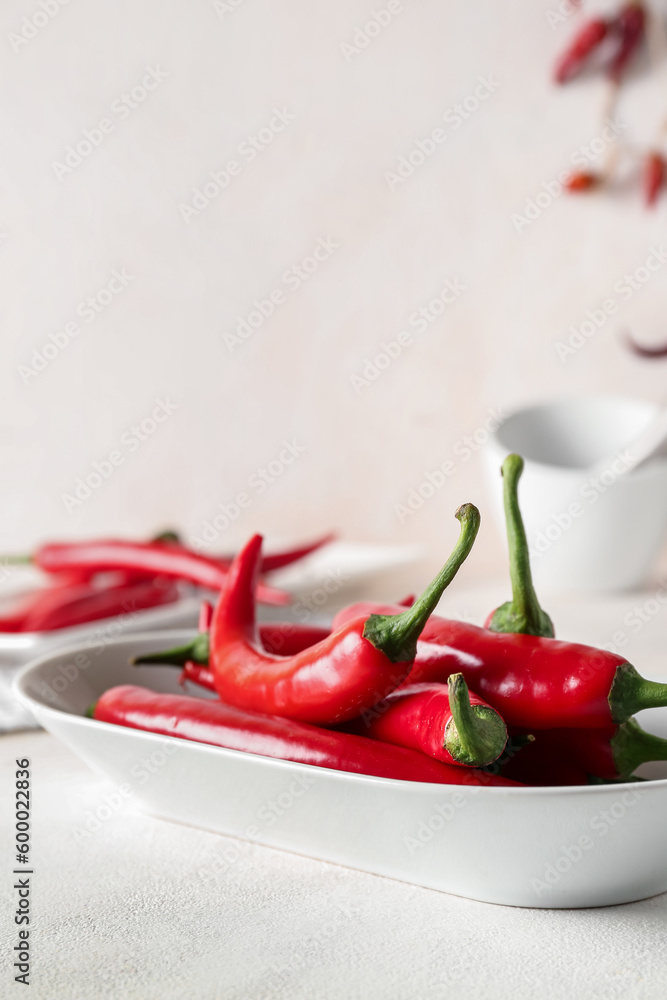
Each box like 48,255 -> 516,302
565,171 -> 601,193
331,603 -> 667,729
207,505 -> 480,724
485,454 -> 554,638
643,151 -> 665,207
554,17 -> 610,84
344,675 -> 507,768
608,1 -> 646,82
89,684 -> 520,786
13,539 -> 289,605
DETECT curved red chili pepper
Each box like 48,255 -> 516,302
554,17 -> 609,84
208,506 -> 480,724
331,603 -> 667,729
91,685 -> 520,786
345,676 -> 507,768
31,540 -> 289,606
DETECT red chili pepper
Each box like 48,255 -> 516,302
23,579 -> 180,632
608,2 -> 646,82
643,151 -> 665,207
485,455 -> 554,638
504,718 -> 667,783
90,685 -> 519,785
207,505 -> 480,724
27,540 -> 289,605
252,534 -> 335,573
331,604 -> 667,729
345,675 -> 507,768
564,171 -> 601,192
554,17 -> 609,84
133,621 -> 332,683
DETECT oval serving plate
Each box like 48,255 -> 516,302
14,630 -> 667,909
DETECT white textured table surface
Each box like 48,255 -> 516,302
4,586 -> 667,1000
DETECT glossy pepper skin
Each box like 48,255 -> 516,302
345,677 -> 507,768
331,603 -> 667,729
133,622 -> 332,689
91,685 -> 520,786
209,506 -> 480,725
29,540 -> 290,606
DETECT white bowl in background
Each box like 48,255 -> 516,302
14,631 -> 667,908
484,396 -> 667,593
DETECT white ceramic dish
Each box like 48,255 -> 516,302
484,395 -> 667,593
15,631 -> 667,908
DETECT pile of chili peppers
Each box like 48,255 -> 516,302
89,454 -> 667,788
0,533 -> 333,632
553,2 -> 667,208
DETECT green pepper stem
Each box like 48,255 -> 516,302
85,703 -> 96,718
132,632 -> 210,667
609,662 -> 667,722
612,717 -> 667,776
363,503 -> 480,663
487,454 -> 554,638
444,673 -> 508,767
1,554 -> 32,565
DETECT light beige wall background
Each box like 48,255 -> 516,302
2,0 -> 667,585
